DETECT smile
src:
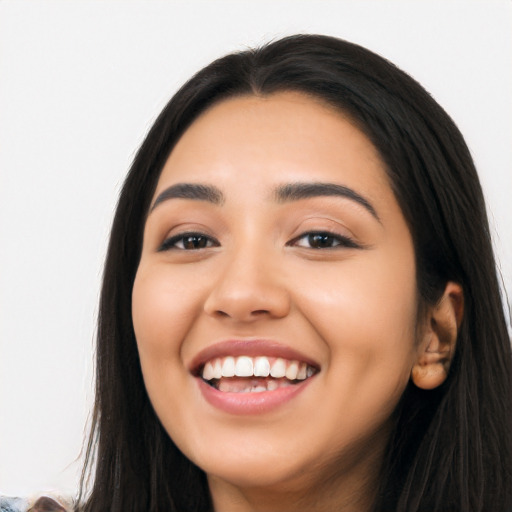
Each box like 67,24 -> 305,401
201,356 -> 316,393
190,340 -> 320,414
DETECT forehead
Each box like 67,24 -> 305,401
156,91 -> 391,204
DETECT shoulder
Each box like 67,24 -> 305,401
0,495 -> 73,512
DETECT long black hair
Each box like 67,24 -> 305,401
78,34 -> 512,511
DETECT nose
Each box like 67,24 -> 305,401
203,247 -> 291,323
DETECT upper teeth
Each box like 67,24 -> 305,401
201,356 -> 314,381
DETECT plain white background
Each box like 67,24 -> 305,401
1,0 -> 511,497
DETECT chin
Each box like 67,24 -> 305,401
204,457 -> 310,490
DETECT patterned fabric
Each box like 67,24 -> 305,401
0,495 -> 73,512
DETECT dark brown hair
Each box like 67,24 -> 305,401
79,34 -> 512,511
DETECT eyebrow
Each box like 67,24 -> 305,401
274,182 -> 380,221
150,181 -> 380,222
150,183 -> 224,211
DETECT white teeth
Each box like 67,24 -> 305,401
203,361 -> 214,380
253,357 -> 270,377
221,356 -> 235,377
201,355 -> 316,382
252,385 -> 267,393
285,361 -> 299,380
235,356 -> 253,377
213,359 -> 222,379
270,358 -> 287,378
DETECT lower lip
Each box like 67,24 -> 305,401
197,377 -> 314,415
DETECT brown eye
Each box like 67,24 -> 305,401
181,235 -> 210,249
291,231 -> 360,250
158,233 -> 219,251
307,233 -> 337,248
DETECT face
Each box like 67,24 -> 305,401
132,92 -> 422,494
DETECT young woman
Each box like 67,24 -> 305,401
76,34 -> 511,511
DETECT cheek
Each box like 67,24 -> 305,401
131,264 -> 205,439
293,254 -> 419,406
132,264 -> 202,362
297,250 -> 418,331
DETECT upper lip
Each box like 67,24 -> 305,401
189,339 -> 320,375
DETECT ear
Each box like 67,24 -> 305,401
411,282 -> 464,390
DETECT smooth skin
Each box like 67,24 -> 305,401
132,92 -> 462,512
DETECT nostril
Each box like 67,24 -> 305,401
212,309 -> 270,319
203,276 -> 291,321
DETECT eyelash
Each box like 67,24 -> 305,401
158,231 -> 359,251
158,232 -> 220,251
288,231 -> 360,250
